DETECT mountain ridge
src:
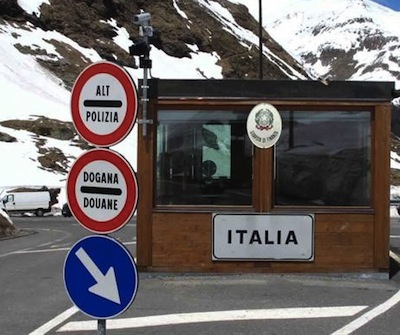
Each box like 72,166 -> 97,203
3,0 -> 310,89
1,0 -> 400,191
261,0 -> 400,84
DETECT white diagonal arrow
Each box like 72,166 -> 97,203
75,247 -> 121,305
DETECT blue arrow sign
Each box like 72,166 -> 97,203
64,235 -> 138,319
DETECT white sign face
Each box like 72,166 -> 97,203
212,214 -> 314,261
71,61 -> 138,147
246,103 -> 282,149
79,73 -> 127,136
75,159 -> 127,222
67,149 -> 138,234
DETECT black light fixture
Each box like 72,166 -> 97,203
129,40 -> 150,57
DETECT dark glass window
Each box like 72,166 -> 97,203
275,111 -> 371,206
156,110 -> 252,205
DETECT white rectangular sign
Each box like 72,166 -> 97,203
212,213 -> 314,261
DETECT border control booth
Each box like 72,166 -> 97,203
136,79 -> 394,276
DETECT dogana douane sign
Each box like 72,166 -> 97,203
67,148 -> 138,234
246,103 -> 282,149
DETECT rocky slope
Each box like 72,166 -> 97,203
3,0 -> 309,89
1,0 -> 400,188
0,0 -> 311,183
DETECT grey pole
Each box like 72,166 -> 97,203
98,319 -> 106,335
142,31 -> 150,137
132,14 -> 153,137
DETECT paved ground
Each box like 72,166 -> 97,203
2,215 -> 400,334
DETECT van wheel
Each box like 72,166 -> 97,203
35,209 -> 44,217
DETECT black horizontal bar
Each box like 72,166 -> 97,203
83,100 -> 122,108
80,186 -> 122,196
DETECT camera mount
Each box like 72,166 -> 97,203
130,11 -> 154,136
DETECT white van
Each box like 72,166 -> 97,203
1,191 -> 51,217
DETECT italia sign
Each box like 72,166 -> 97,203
212,213 -> 314,261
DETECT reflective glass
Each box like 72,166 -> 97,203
156,110 -> 252,205
275,111 -> 371,206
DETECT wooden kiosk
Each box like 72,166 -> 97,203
136,79 -> 394,275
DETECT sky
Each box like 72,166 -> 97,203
373,0 -> 400,11
3,0 -> 400,213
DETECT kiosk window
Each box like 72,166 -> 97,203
156,110 -> 252,205
275,111 -> 371,206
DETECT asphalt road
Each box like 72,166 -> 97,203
2,216 -> 400,334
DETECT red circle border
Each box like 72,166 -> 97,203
66,148 -> 138,233
71,61 -> 138,147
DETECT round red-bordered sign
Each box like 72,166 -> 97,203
67,148 -> 138,234
71,61 -> 138,147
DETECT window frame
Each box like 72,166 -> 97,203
154,103 -> 255,211
273,109 -> 372,208
151,101 -> 376,213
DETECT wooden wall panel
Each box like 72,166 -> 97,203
152,213 -> 211,268
136,103 -> 155,268
373,104 -> 391,270
149,213 -> 377,273
138,98 -> 392,274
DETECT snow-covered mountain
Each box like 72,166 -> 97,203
2,0 -> 400,206
0,0 -> 307,190
255,0 -> 400,84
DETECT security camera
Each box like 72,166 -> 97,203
133,13 -> 151,25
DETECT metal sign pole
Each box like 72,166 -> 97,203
98,319 -> 106,335
131,12 -> 153,137
141,32 -> 150,137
